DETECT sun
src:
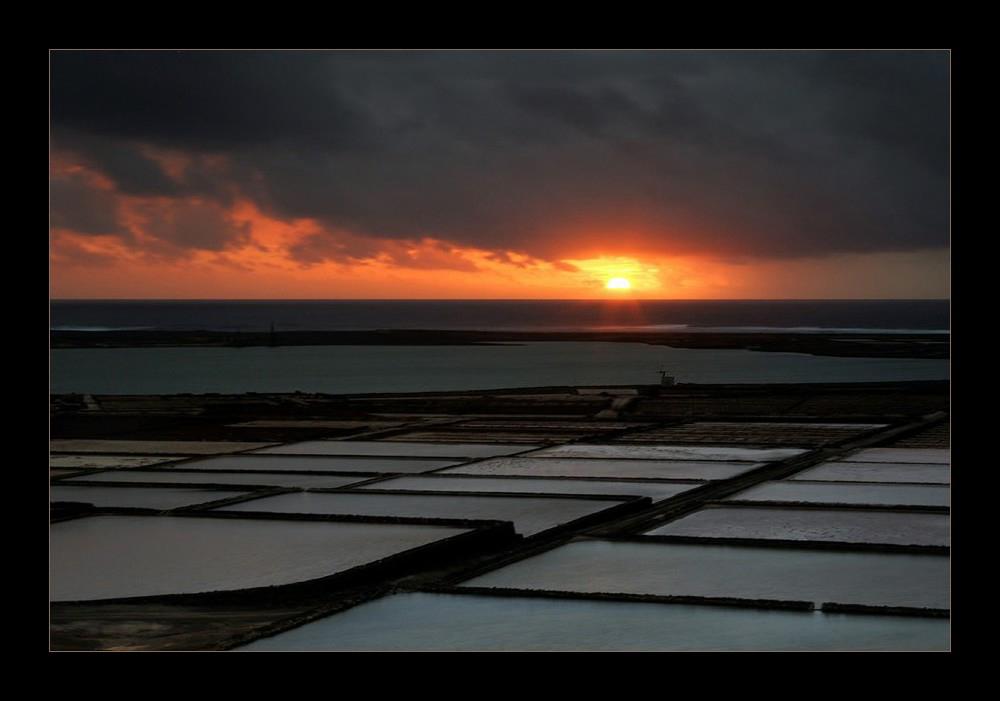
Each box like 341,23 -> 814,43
606,277 -> 631,290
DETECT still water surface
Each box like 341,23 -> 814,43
50,342 -> 949,394
239,592 -> 949,652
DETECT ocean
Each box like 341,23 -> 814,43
50,299 -> 949,334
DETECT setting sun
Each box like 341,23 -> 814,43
606,277 -> 631,290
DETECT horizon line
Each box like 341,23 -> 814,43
50,297 -> 951,303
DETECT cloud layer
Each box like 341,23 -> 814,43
50,50 -> 949,274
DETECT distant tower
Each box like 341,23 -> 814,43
658,369 -> 676,386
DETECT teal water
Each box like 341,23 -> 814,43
463,540 -> 949,609
238,592 -> 949,652
50,342 -> 949,395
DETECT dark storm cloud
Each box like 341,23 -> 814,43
51,51 -> 371,152
50,171 -> 125,236
139,200 -> 251,252
508,84 -> 647,136
55,131 -> 182,197
50,50 -> 949,259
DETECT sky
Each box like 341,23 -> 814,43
49,50 -> 950,299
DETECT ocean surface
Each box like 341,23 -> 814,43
50,299 -> 950,334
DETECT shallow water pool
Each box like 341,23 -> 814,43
442,457 -> 758,481
238,592 -> 949,652
646,506 -> 949,547
462,540 -> 949,609
50,515 -> 469,602
216,491 -> 632,536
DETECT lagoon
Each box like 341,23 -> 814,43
50,342 -> 950,395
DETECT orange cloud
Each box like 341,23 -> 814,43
50,173 -> 949,300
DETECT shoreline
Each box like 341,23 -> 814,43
50,329 -> 949,359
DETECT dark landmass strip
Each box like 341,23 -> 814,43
50,329 -> 949,359
50,381 -> 951,442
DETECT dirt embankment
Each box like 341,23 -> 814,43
50,329 -> 949,359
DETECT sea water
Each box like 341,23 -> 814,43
50,299 -> 950,333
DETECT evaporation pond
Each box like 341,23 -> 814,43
252,441 -> 536,458
843,448 -> 950,465
462,540 -> 949,609
63,470 -> 371,490
527,444 -> 805,462
441,457 -> 756,480
50,515 -> 469,602
49,455 -> 187,469
50,485 -> 251,510
358,476 -> 700,501
646,507 -> 949,547
171,455 -> 461,474
216,491 -> 630,536
727,482 -> 950,508
790,462 -> 950,484
50,439 -> 274,455
238,592 -> 948,652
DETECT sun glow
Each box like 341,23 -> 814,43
563,256 -> 662,294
